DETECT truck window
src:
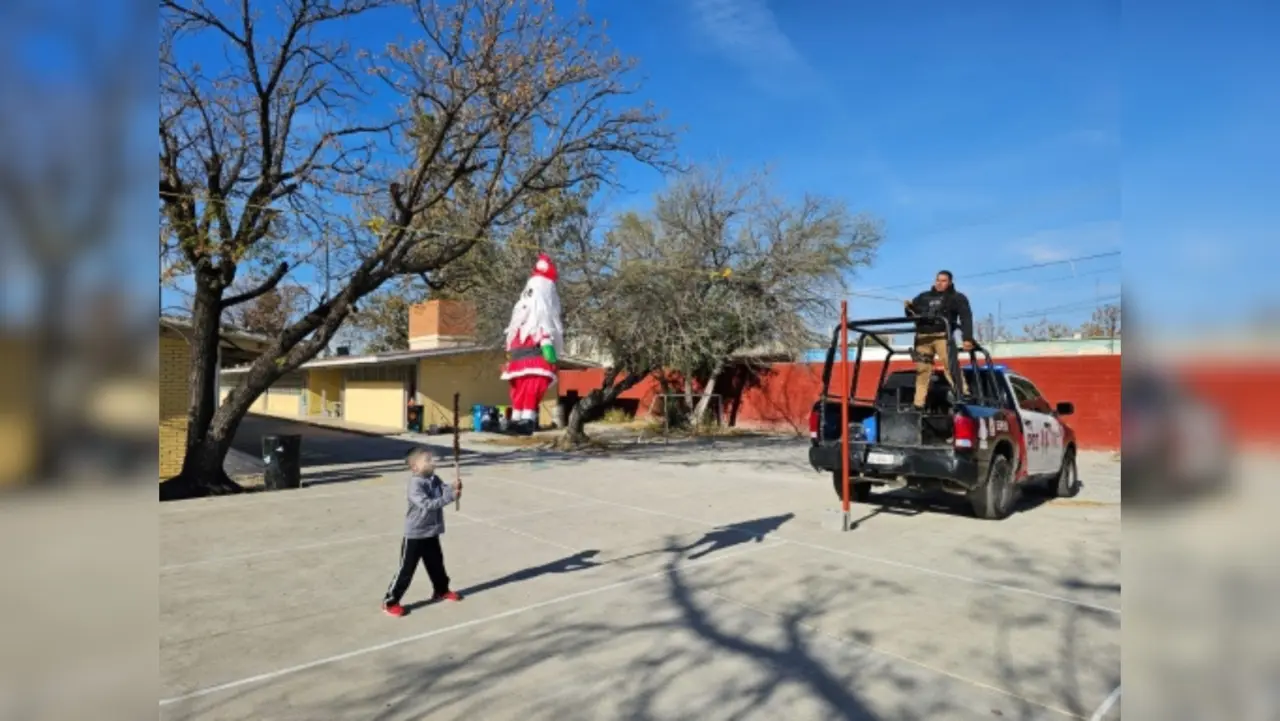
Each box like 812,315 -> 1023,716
963,368 -> 1013,408
1009,376 -> 1052,413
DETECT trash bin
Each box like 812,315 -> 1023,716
262,434 -> 302,490
406,404 -> 424,433
471,404 -> 486,432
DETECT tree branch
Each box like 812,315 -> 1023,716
220,262 -> 289,309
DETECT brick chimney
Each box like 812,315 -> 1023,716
408,300 -> 477,350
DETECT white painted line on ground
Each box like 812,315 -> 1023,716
160,531 -> 404,571
160,502 -> 602,571
455,510 -> 582,553
160,482 -> 400,513
492,476 -> 1122,616
157,541 -> 780,707
703,590 -> 1081,719
1088,685 -> 1121,721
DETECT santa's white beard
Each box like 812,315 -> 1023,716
505,276 -> 564,351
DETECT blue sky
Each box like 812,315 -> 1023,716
596,0 -> 1124,332
160,0 -> 1280,336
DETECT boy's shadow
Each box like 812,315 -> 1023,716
405,549 -> 600,610
675,512 -> 794,560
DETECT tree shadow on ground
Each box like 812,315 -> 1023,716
185,515 -> 1119,721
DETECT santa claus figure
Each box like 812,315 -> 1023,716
500,253 -> 564,435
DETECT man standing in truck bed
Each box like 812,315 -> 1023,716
905,270 -> 975,409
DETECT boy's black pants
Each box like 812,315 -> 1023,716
384,536 -> 450,605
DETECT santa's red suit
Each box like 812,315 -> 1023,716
500,254 -> 563,433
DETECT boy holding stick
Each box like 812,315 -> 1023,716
381,448 -> 463,617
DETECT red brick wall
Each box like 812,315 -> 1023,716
559,356 -> 1124,450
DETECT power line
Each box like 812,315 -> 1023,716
860,251 -> 1122,293
1001,295 -> 1121,323
848,265 -> 1121,304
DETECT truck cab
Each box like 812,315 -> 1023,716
807,316 -> 1079,519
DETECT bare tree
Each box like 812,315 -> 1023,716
558,168 -> 882,442
159,0 -> 674,497
222,279 -> 308,336
346,276 -> 431,353
1021,318 -> 1075,341
1079,303 -> 1121,338
974,313 -> 1009,344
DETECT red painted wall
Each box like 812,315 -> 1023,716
1180,362 -> 1280,449
560,356 -> 1124,450
559,355 -> 1280,451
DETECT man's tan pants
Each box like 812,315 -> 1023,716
913,332 -> 966,407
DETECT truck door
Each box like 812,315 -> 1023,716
1007,374 -> 1063,475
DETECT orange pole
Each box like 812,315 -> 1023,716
840,300 -> 851,516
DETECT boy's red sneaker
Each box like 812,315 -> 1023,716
382,603 -> 406,617
433,591 -> 463,602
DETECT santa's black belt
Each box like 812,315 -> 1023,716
507,347 -> 542,361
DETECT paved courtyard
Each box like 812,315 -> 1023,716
162,424 -> 1121,720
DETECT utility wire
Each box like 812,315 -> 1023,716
1001,295 -> 1122,322
847,265 -> 1121,304
859,251 -> 1122,293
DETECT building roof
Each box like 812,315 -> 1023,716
160,315 -> 276,349
218,343 -> 602,374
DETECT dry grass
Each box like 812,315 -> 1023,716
475,434 -> 558,449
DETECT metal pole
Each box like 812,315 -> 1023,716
840,300 -> 851,530
452,392 -> 461,511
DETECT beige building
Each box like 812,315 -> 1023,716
159,318 -> 275,479
218,300 -> 596,433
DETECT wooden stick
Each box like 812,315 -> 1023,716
452,392 -> 461,511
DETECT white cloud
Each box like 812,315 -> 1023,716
688,0 -> 813,94
1009,220 -> 1121,263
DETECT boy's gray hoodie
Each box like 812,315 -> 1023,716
404,473 -> 455,539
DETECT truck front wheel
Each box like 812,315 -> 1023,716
969,454 -> 1017,520
831,471 -> 871,503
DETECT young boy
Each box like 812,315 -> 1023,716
382,448 -> 463,617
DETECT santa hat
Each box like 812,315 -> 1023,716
531,253 -> 558,283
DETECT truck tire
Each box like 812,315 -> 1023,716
969,454 -> 1016,520
831,471 -> 871,503
1052,448 -> 1081,498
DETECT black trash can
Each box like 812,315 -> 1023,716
262,434 -> 302,490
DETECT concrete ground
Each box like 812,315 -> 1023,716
163,421 -> 1121,721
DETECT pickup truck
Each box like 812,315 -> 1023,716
807,316 -> 1080,520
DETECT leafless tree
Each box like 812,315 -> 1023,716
159,0 -> 674,497
974,313 -> 1009,344
1021,318 -> 1075,341
556,168 -> 882,442
1079,303 -> 1121,339
222,279 -> 308,336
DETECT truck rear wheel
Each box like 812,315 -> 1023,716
969,454 -> 1016,520
831,472 -> 871,503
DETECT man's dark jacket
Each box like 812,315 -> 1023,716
907,286 -> 975,342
